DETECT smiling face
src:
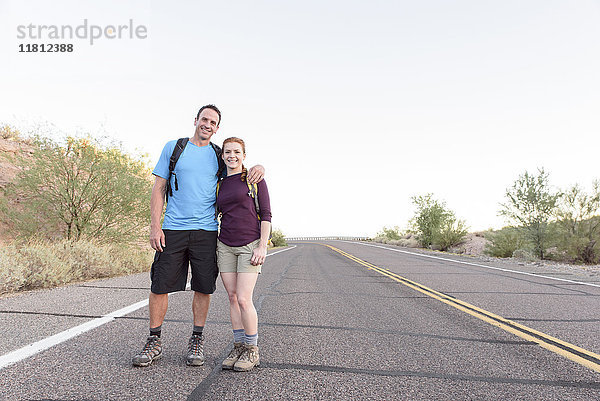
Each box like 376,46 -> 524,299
194,108 -> 220,141
222,141 -> 245,173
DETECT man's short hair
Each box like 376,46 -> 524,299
196,104 -> 221,127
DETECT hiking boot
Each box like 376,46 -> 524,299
186,334 -> 205,366
132,335 -> 162,367
233,344 -> 260,371
221,342 -> 245,370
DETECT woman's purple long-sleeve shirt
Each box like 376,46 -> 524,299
217,173 -> 272,247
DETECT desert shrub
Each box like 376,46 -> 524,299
270,229 -> 287,247
434,218 -> 468,251
484,227 -> 529,258
563,234 -> 599,264
5,135 -> 152,243
375,226 -> 403,241
499,168 -> 560,259
0,124 -> 20,140
379,235 -> 420,248
554,182 -> 600,264
512,249 -> 536,261
0,238 -> 153,294
411,193 -> 468,250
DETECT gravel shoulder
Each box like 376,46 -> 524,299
365,239 -> 600,285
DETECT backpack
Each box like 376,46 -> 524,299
165,137 -> 223,203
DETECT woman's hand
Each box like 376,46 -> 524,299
251,243 -> 267,266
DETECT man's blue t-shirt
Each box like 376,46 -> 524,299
153,139 -> 219,231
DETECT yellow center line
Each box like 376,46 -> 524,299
324,244 -> 600,374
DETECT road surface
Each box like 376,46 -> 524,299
1,241 -> 599,400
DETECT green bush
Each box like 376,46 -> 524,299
554,182 -> 600,264
499,168 -> 560,259
270,229 -> 287,247
0,239 -> 153,294
4,135 -> 153,243
411,193 -> 468,250
375,226 -> 403,241
434,218 -> 468,251
484,227 -> 529,258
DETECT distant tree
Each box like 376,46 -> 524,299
5,135 -> 152,243
555,181 -> 600,263
411,193 -> 467,250
499,168 -> 560,259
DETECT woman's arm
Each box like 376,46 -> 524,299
251,179 -> 271,265
251,220 -> 271,266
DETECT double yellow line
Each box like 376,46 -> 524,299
325,244 -> 600,374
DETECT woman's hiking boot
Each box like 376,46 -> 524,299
221,342 -> 245,370
233,344 -> 260,371
132,335 -> 162,367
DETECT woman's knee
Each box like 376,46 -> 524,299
237,296 -> 254,311
227,292 -> 238,304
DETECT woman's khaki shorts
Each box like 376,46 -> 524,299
217,239 -> 262,274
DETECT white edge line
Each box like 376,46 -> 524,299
0,244 -> 298,371
0,299 -> 149,370
337,240 -> 600,289
267,245 -> 297,257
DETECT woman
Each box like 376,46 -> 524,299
216,137 -> 271,372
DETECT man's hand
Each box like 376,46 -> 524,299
150,227 -> 166,252
250,244 -> 267,266
149,176 -> 167,252
246,164 -> 265,184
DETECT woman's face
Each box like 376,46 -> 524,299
222,142 -> 245,170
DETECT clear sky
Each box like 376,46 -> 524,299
1,0 -> 599,237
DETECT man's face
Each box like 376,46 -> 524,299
194,109 -> 220,141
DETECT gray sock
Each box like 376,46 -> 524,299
193,325 -> 204,337
244,332 -> 258,346
233,329 -> 245,343
150,325 -> 162,338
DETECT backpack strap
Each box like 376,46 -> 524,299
246,181 -> 271,239
210,142 -> 226,178
215,180 -> 222,219
246,181 -> 260,219
166,137 -> 189,202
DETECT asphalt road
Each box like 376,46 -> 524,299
1,241 -> 599,400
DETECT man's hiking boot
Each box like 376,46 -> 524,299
132,335 -> 162,367
233,344 -> 260,372
221,342 -> 245,370
186,334 -> 205,366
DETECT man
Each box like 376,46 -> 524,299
132,104 -> 264,367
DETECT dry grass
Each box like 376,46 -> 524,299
0,239 -> 153,294
373,233 -> 420,248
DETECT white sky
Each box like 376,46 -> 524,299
1,0 -> 599,237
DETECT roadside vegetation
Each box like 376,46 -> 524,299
375,169 -> 600,265
0,239 -> 153,293
270,228 -> 288,247
0,125 -> 154,294
375,194 -> 468,251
